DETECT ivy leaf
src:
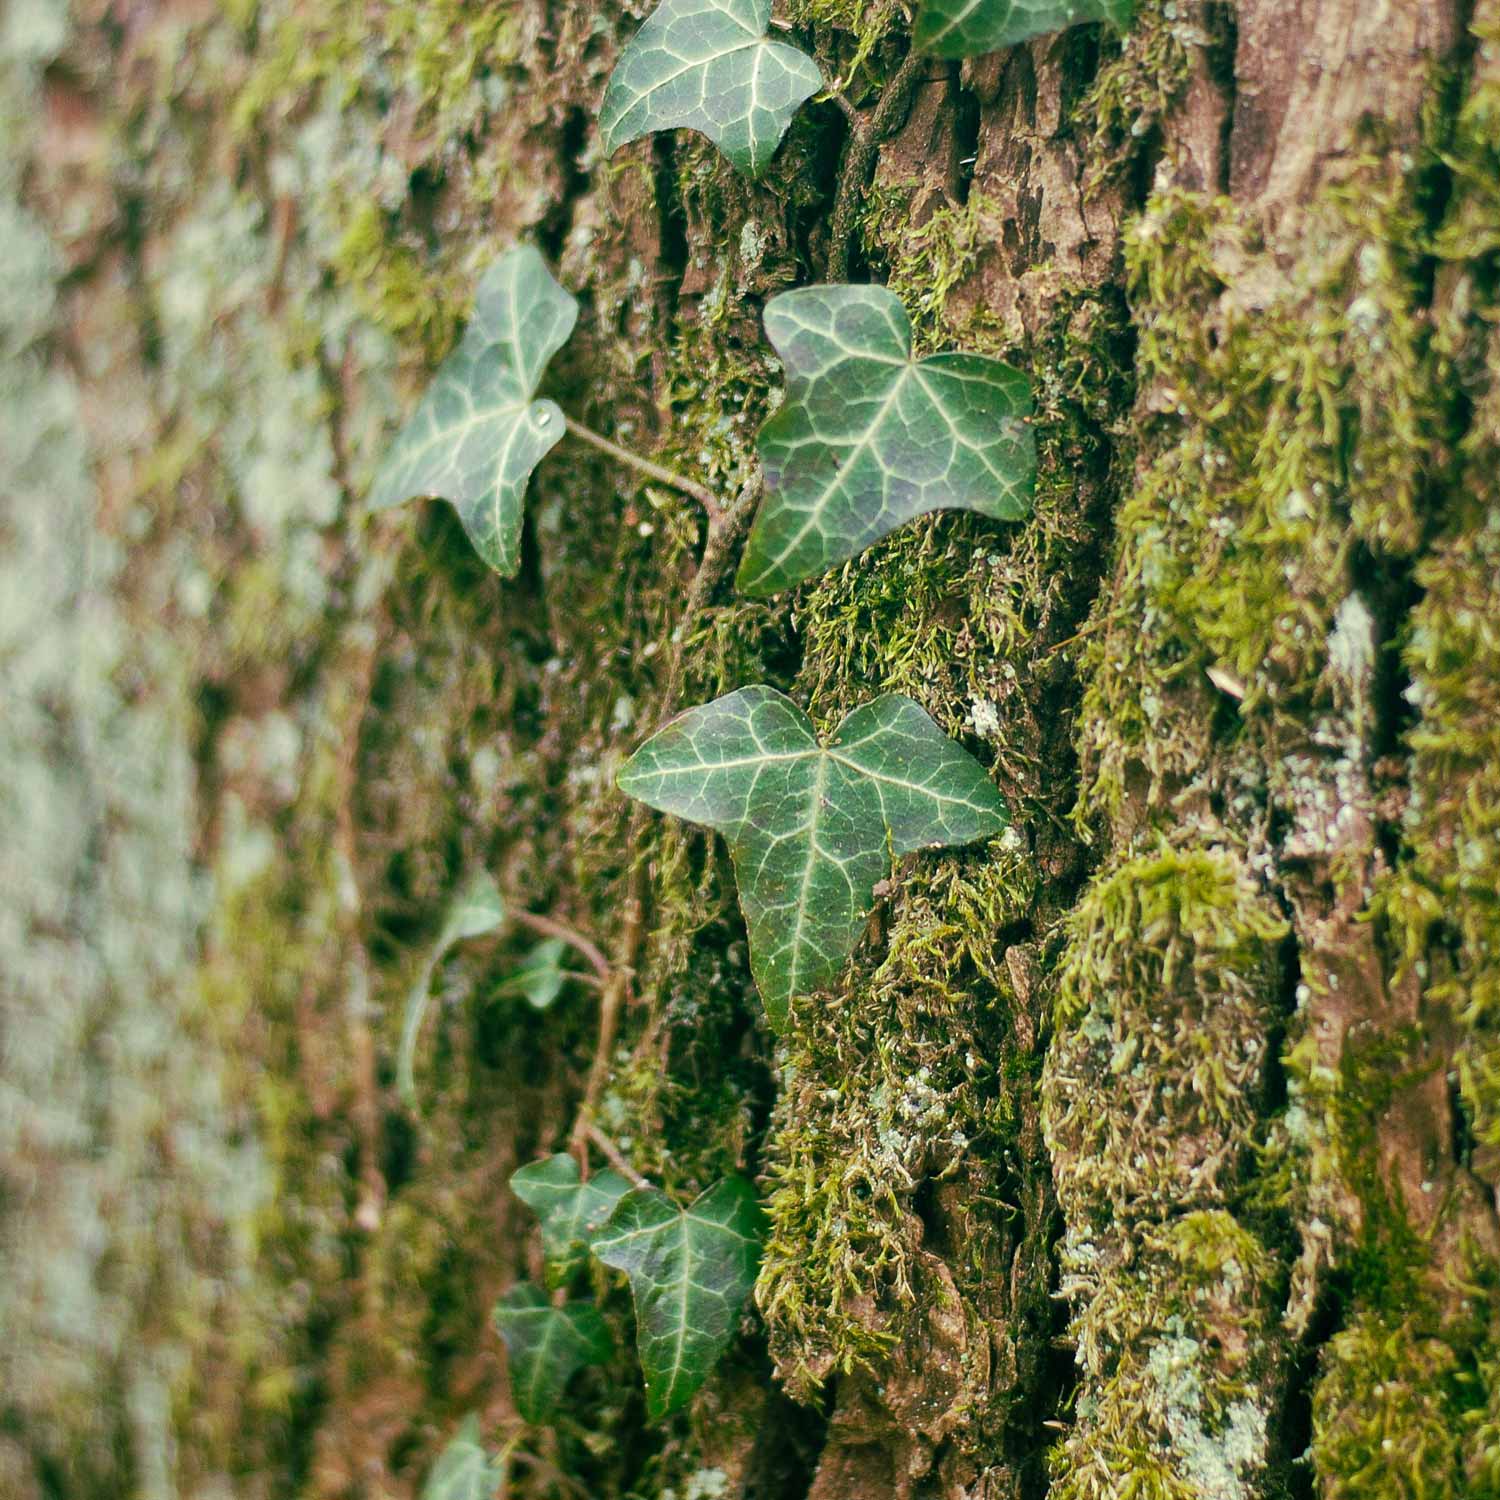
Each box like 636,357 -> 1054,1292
511,1154 -> 633,1278
369,246 -> 578,575
493,1285 -> 612,1425
398,871 -> 507,1108
617,686 -> 1009,1027
599,0 -> 822,178
914,0 -> 1133,58
738,284 -> 1035,596
591,1178 -> 766,1420
494,938 -> 570,1010
422,1415 -> 506,1500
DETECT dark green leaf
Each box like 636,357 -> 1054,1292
399,871 -> 507,1108
422,1415 -> 506,1500
618,686 -> 1009,1027
915,0 -> 1132,57
493,1285 -> 611,1424
511,1154 -> 632,1276
739,284 -> 1035,596
592,1178 -> 765,1420
369,246 -> 577,574
599,0 -> 822,178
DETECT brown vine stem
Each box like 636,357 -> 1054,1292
825,47 -> 931,282
565,415 -> 723,522
511,908 -> 611,986
568,474 -> 761,1165
584,1123 -> 652,1189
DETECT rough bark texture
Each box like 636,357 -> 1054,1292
3,1 -> 1498,1498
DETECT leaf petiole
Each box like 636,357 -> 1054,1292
564,416 -> 722,521
512,908 -> 612,985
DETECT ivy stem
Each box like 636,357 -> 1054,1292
564,415 -> 723,521
511,909 -> 611,986
827,88 -> 864,132
568,474 -> 761,1166
825,47 -> 931,281
584,1123 -> 651,1189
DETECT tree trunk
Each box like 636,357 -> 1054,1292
4,1 -> 1498,1497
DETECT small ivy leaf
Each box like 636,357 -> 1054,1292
369,246 -> 578,575
591,1178 -> 766,1421
599,0 -> 822,178
494,937 -> 570,1010
511,1154 -> 633,1277
738,284 -> 1035,596
439,869 -> 508,945
914,0 -> 1133,58
617,687 -> 1009,1028
422,1414 -> 506,1500
493,1285 -> 612,1425
398,871 -> 507,1108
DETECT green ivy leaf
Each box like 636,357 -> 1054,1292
914,0 -> 1132,58
616,686 -> 1008,1028
493,1286 -> 612,1425
422,1415 -> 506,1500
398,871 -> 507,1108
599,0 -> 822,178
511,1154 -> 632,1279
369,246 -> 578,575
494,937 -> 570,1010
591,1178 -> 765,1420
738,284 -> 1035,596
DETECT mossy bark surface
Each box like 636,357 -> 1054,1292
3,1 -> 1498,1497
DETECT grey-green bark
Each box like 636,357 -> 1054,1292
3,1 -> 1497,1498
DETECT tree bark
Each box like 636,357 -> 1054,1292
3,1 -> 1497,1498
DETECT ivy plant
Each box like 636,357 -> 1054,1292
492,1286 -> 613,1424
591,1177 -> 766,1420
599,0 -> 822,178
494,937 -> 570,1011
505,1159 -> 767,1423
738,284 -> 1035,596
370,246 -> 577,575
510,1153 -> 631,1282
421,1415 -> 507,1500
397,869 -> 506,1107
616,686 -> 1009,1027
371,246 -> 724,573
915,0 -> 1133,56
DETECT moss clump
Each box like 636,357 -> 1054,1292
1311,1311 -> 1472,1500
785,0 -> 904,90
1050,1213 -> 1278,1500
757,853 -> 1035,1403
1077,156 -> 1445,825
1315,20 -> 1500,1492
1046,843 -> 1286,1224
864,190 -> 1012,352
1383,284 -> 1500,1182
1043,844 -> 1286,1499
1076,0 -> 1198,190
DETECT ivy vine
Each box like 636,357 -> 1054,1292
370,0 -> 1136,1471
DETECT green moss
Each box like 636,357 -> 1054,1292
757,851 -> 1037,1403
863,189 -> 1009,352
1042,843 -> 1286,1498
785,0 -> 904,90
1381,340 -> 1500,1174
1301,27 -> 1500,1492
1077,156 -> 1446,825
1311,1312 -> 1468,1500
1045,841 -> 1287,1222
1076,0 -> 1197,191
